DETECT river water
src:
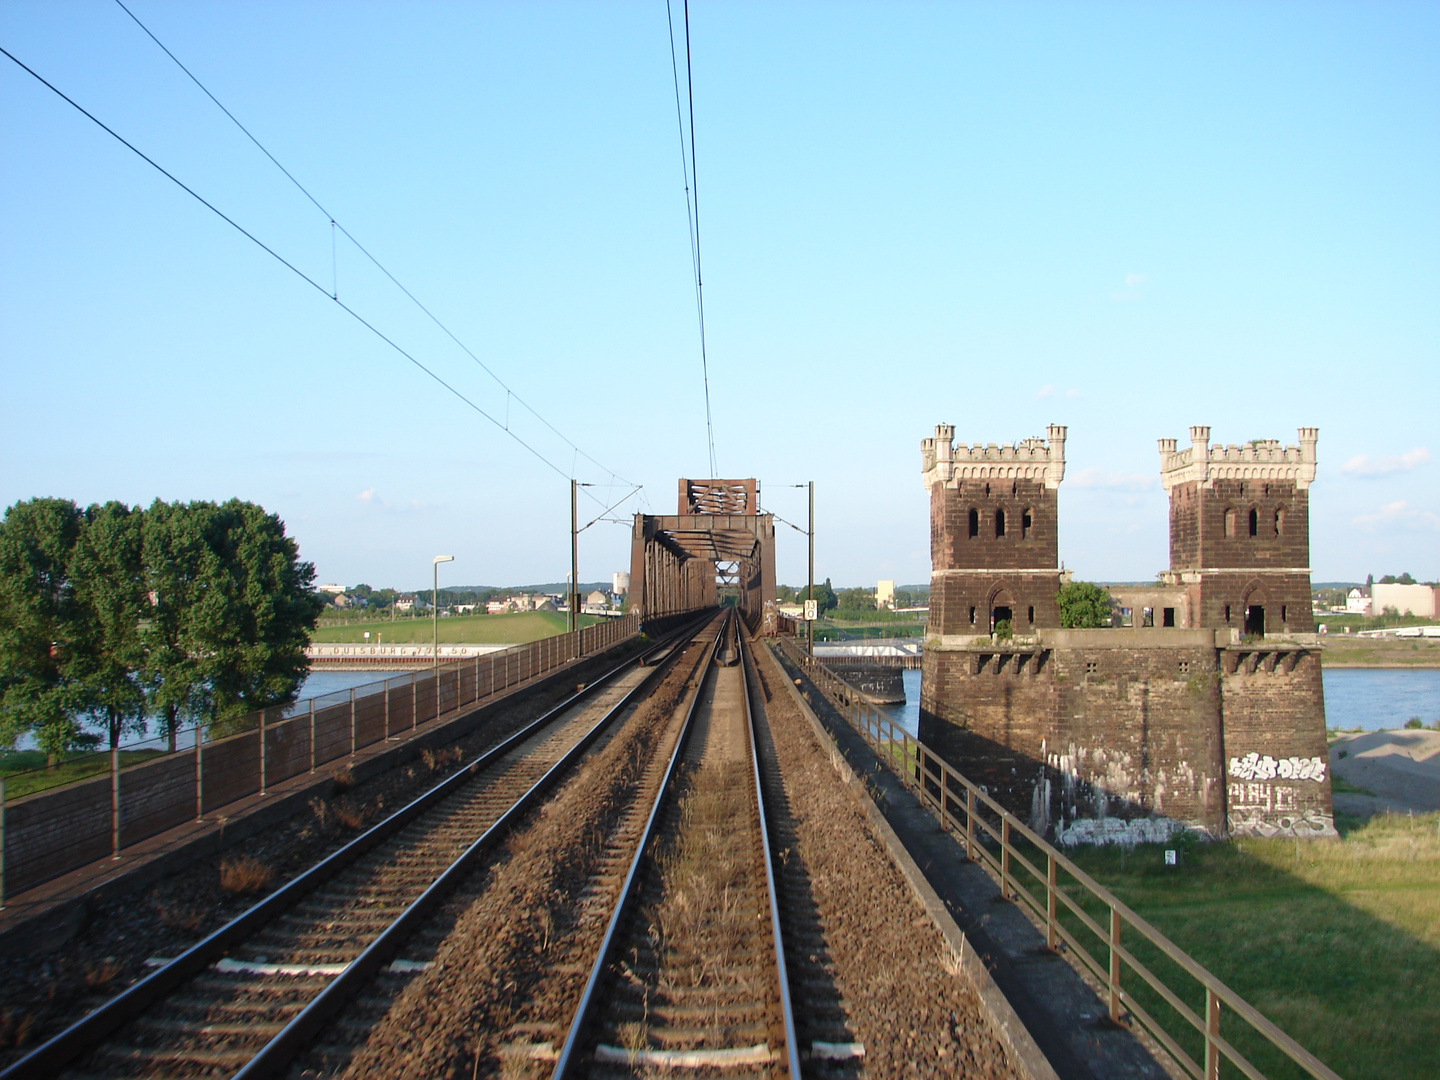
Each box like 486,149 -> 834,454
52,663 -> 1432,755
878,668 -> 1440,736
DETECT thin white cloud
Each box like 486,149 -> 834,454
1351,500 -> 1440,533
1110,271 -> 1149,302
357,488 -> 376,503
1068,467 -> 1155,492
1340,447 -> 1430,477
1064,388 -> 1082,399
1035,384 -> 1056,400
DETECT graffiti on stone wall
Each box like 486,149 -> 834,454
1227,753 -> 1325,782
1227,807 -> 1335,838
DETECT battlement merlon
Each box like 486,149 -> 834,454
921,423 -> 1067,491
1158,426 -> 1318,493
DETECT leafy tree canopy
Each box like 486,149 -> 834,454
799,578 -> 838,615
0,497 -> 322,757
1057,580 -> 1113,629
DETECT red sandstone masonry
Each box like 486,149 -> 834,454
919,424 -> 1332,840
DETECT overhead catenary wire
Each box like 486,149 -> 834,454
666,0 -> 718,477
0,44 -> 611,502
112,0 -> 634,496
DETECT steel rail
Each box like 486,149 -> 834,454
228,615 -> 710,1080
738,620 -> 803,1079
0,614 -> 708,1080
550,609 -> 732,1078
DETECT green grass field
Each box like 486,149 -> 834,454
813,617 -> 926,640
0,748 -> 168,799
1060,814 -> 1440,1080
1316,634 -> 1440,667
310,610 -> 604,645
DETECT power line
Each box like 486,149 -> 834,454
667,0 -> 717,477
112,0 -> 633,494
0,44 -> 613,502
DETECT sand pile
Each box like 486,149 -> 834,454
1329,729 -> 1440,817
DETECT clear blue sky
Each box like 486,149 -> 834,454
3,2 -> 1436,591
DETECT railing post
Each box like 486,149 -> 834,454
411,675 -> 418,732
195,725 -> 204,821
384,679 -> 390,740
309,699 -> 316,772
1109,906 -> 1123,1024
1046,851 -> 1058,950
350,688 -> 357,755
1001,817 -> 1012,899
111,745 -> 121,860
966,788 -> 976,860
1,776 -> 7,909
259,709 -> 267,795
1205,989 -> 1221,1080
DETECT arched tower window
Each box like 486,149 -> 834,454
967,508 -> 979,538
1274,507 -> 1285,536
1022,508 -> 1033,538
995,509 -> 1006,537
1248,508 -> 1258,537
1224,508 -> 1236,538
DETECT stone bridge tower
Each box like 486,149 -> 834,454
917,422 -> 1332,841
1158,427 -> 1319,636
920,423 -> 1068,636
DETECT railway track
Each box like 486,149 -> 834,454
0,616 -> 708,1080
552,610 -> 804,1078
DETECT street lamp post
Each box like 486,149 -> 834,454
788,482 -> 816,657
807,480 -> 815,657
432,554 -> 454,680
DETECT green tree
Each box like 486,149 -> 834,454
69,502 -> 148,752
834,586 -> 877,612
141,500 -> 222,749
1057,580 -> 1113,629
195,500 -> 323,727
0,498 -> 91,762
800,578 -> 838,615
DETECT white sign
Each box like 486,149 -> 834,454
804,599 -> 818,622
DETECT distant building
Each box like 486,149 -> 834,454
1345,588 -> 1371,616
876,579 -> 895,610
394,593 -> 417,612
1370,583 -> 1438,618
317,583 -> 347,595
613,571 -> 630,595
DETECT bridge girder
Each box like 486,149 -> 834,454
629,480 -> 777,633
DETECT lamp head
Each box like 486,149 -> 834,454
433,555 -> 454,564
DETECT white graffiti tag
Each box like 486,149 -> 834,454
1227,753 -> 1326,782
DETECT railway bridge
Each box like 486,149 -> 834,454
0,477 -> 1343,1080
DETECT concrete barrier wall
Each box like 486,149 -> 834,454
2,615 -> 641,897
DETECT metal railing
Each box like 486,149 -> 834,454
776,638 -> 1342,1080
0,615 -> 640,905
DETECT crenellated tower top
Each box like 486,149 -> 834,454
1158,426 -> 1318,492
921,423 -> 1067,491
